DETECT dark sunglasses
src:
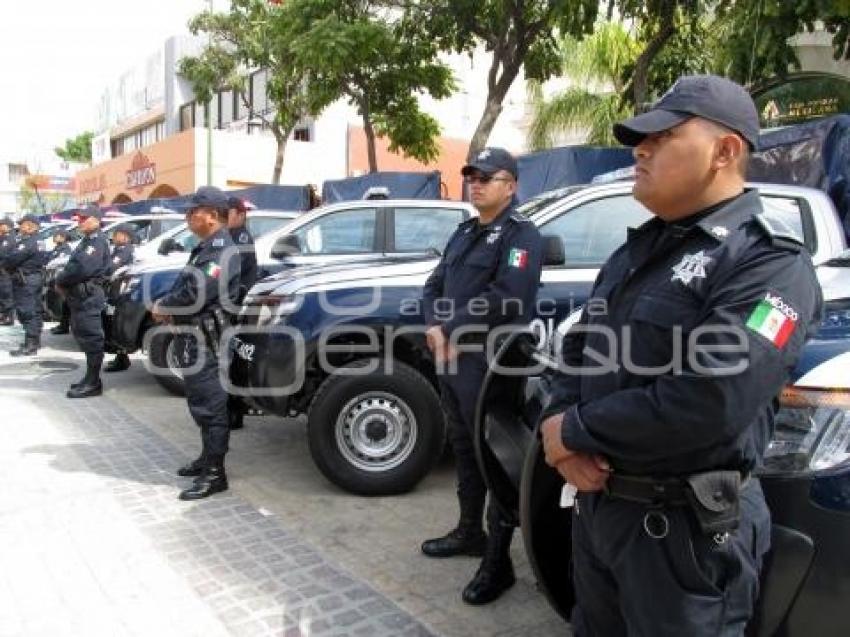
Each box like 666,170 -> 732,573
464,173 -> 512,185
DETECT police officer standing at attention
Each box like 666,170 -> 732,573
225,196 -> 257,430
0,217 -> 15,326
7,214 -> 45,356
151,186 -> 240,500
56,205 -> 112,397
103,223 -> 135,372
421,148 -> 543,604
539,75 -> 822,636
50,228 -> 73,260
48,228 -> 74,335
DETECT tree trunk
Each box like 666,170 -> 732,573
363,113 -> 378,173
467,54 -> 520,161
630,20 -> 677,109
272,134 -> 287,185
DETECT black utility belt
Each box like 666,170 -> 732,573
605,470 -> 750,536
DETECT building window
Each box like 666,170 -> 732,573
235,91 -> 248,121
294,126 -> 311,142
194,101 -> 206,128
180,103 -> 194,131
251,69 -> 268,115
8,163 -> 29,182
219,89 -> 234,127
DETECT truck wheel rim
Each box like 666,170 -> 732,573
335,391 -> 418,472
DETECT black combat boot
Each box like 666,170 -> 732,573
104,352 -> 131,372
177,454 -> 206,477
9,335 -> 38,357
67,352 -> 103,398
422,494 -> 487,558
179,456 -> 228,500
50,320 -> 69,335
461,514 -> 516,605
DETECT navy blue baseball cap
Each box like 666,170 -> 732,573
19,214 -> 41,225
53,227 -> 70,238
184,186 -> 228,212
112,223 -> 135,238
0,217 -> 13,227
613,75 -> 760,150
462,147 -> 518,179
78,204 -> 103,220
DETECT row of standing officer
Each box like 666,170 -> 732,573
0,214 -> 46,355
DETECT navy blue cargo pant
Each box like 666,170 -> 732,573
67,287 -> 105,353
570,480 -> 771,637
0,271 -> 13,315
439,353 -> 511,530
176,331 -> 230,462
12,272 -> 43,338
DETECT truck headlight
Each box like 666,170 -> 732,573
762,386 -> 850,475
240,294 -> 300,326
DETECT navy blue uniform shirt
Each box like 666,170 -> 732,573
158,226 -> 240,318
56,231 -> 112,286
423,203 -> 543,337
109,243 -> 134,274
50,242 -> 73,260
0,231 -> 16,267
545,190 -> 823,476
4,233 -> 44,275
229,225 -> 257,300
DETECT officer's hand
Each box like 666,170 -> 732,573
541,413 -> 574,466
426,325 -> 458,363
151,302 -> 171,324
554,454 -> 610,492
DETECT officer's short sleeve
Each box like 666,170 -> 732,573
563,246 -> 823,462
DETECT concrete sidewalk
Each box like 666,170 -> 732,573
0,324 -> 566,636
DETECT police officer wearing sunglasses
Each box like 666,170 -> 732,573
421,148 -> 544,605
539,75 -> 823,635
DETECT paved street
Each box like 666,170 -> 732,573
0,323 -> 566,637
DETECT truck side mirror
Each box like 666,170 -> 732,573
542,235 -> 565,266
157,237 -> 182,255
270,234 -> 302,259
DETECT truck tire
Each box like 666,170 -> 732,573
147,331 -> 186,396
307,359 -> 446,496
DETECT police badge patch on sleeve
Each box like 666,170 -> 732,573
212,238 -> 225,247
746,292 -> 798,348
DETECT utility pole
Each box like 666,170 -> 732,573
207,0 -> 214,186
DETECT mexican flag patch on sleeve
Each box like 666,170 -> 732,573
508,248 -> 528,269
204,262 -> 222,279
745,292 -> 798,348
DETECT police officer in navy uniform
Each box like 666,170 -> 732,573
225,196 -> 257,430
0,217 -> 15,326
151,186 -> 240,500
48,228 -> 74,335
56,205 -> 112,397
539,75 -> 823,636
103,224 -> 136,372
421,148 -> 544,604
7,214 -> 45,356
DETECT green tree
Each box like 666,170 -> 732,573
395,0 -> 598,160
717,0 -> 850,87
179,0 -> 314,184
528,22 -> 638,148
283,0 -> 455,172
54,131 -> 93,163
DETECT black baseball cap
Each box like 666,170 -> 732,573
112,223 -> 135,238
184,186 -> 228,212
462,147 -> 518,179
78,204 -> 103,220
227,196 -> 255,213
0,217 -> 12,227
53,227 -> 69,238
613,75 -> 760,150
19,214 -> 41,225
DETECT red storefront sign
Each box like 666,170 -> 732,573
126,151 -> 157,192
